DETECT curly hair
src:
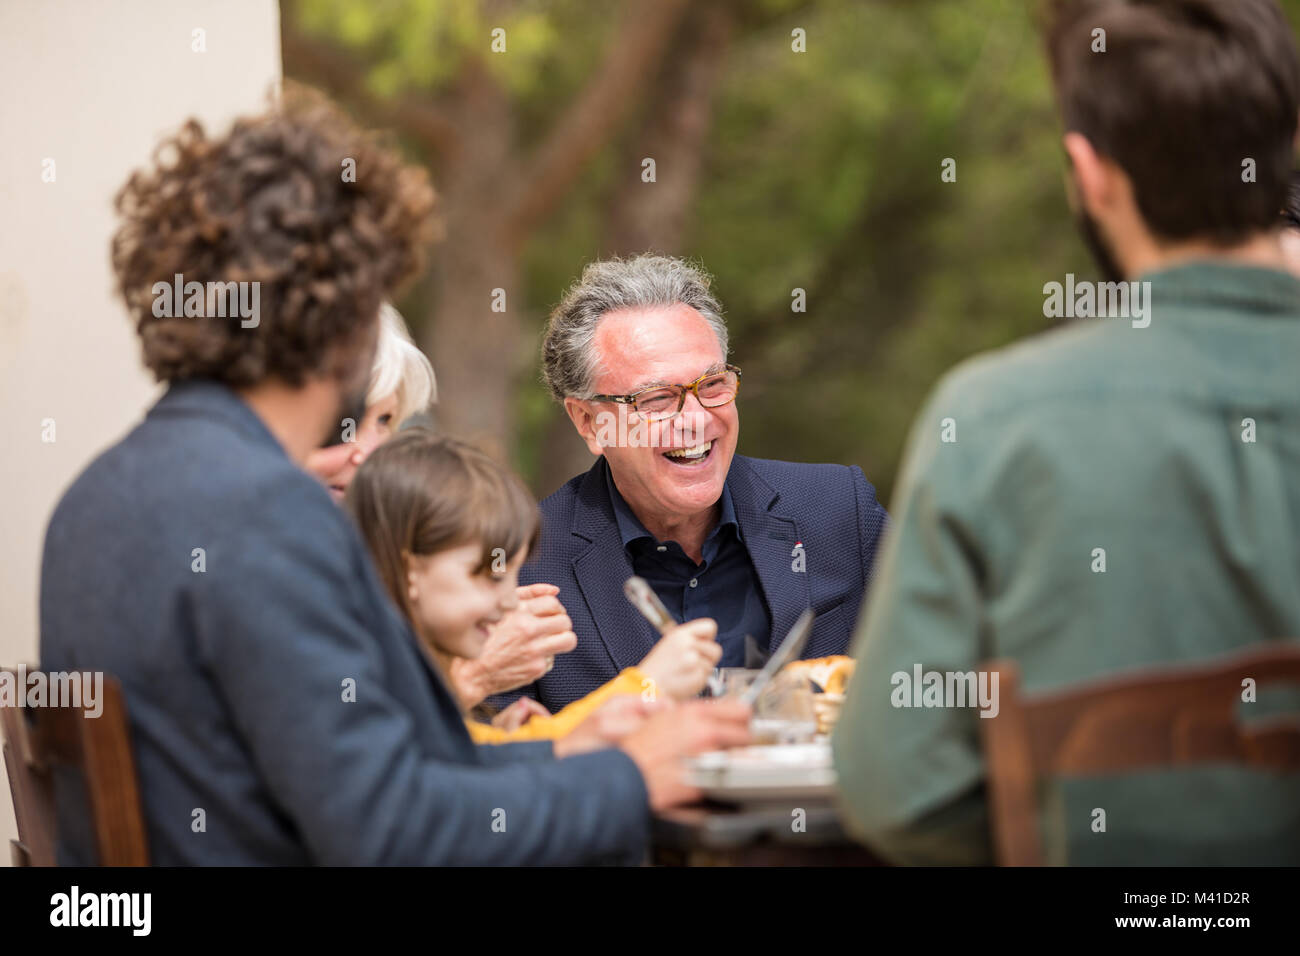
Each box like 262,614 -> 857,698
111,84 -> 437,388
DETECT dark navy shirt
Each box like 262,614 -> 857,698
604,467 -> 771,666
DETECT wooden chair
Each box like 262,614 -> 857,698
1,668 -> 149,866
980,644 -> 1300,865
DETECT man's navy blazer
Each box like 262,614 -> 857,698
39,381 -> 648,865
497,454 -> 889,712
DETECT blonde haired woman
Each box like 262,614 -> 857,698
307,302 -> 436,502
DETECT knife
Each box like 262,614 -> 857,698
740,608 -> 816,706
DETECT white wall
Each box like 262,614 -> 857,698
0,0 -> 281,866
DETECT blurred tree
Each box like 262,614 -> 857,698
285,0 -> 1300,506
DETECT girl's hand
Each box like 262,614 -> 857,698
491,696 -> 550,731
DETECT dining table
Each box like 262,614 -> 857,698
650,797 -> 884,866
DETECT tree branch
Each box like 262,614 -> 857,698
602,0 -> 735,255
501,0 -> 695,248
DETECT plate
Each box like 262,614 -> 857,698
686,742 -> 838,803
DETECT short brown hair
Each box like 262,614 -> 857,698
1045,0 -> 1300,243
111,84 -> 436,388
346,428 -> 541,624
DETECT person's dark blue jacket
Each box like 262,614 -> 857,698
39,381 -> 648,865
495,454 -> 888,713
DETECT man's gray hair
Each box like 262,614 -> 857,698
541,254 -> 729,401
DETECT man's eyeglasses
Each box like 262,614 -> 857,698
587,364 -> 742,421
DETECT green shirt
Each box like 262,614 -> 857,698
833,261 -> 1300,865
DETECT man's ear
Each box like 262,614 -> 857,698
563,397 -> 606,457
1062,131 -> 1113,219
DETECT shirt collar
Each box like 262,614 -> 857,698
602,459 -> 740,551
1139,260 -> 1300,318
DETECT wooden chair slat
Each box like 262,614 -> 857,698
0,668 -> 148,866
981,644 -> 1300,865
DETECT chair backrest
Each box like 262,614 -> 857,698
0,668 -> 149,866
980,644 -> 1300,865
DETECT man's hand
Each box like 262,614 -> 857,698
447,583 -> 577,708
636,618 -> 723,700
618,699 -> 753,811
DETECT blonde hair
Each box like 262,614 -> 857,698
368,302 -> 436,423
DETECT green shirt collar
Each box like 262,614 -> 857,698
1139,260 -> 1300,317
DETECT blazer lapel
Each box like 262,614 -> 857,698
570,458 -> 660,672
727,456 -> 811,653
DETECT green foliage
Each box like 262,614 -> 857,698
297,0 -> 612,103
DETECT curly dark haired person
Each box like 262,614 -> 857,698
39,87 -> 750,865
111,87 -> 433,397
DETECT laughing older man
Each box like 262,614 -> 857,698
490,254 -> 889,712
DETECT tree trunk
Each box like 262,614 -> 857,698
604,2 -> 734,254
424,63 -> 519,460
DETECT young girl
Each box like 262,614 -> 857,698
346,427 -> 721,744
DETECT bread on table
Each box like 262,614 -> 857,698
781,655 -> 855,695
